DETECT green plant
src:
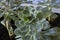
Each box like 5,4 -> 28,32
0,0 -> 60,40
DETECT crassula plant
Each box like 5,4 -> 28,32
0,0 -> 60,40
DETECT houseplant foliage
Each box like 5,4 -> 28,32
0,0 -> 60,40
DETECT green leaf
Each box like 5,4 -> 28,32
36,11 -> 44,20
